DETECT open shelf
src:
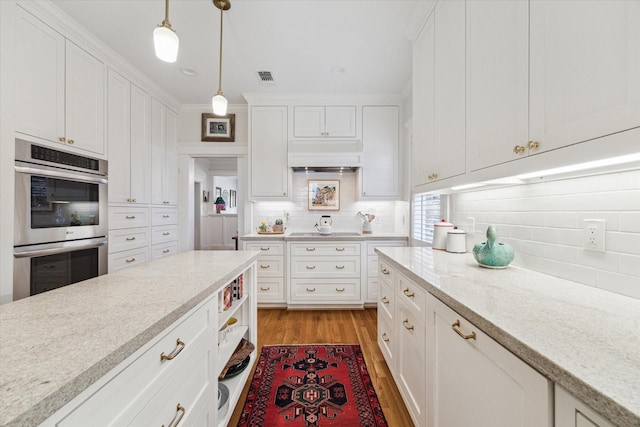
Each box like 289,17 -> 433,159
217,350 -> 257,427
218,294 -> 248,327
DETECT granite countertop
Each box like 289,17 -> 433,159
0,250 -> 260,427
240,232 -> 409,242
376,247 -> 640,427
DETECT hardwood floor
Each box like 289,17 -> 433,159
228,308 -> 414,426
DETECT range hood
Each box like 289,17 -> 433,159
288,140 -> 362,173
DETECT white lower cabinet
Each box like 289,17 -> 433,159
244,241 -> 286,304
377,259 -> 552,427
396,273 -> 428,427
107,206 -> 150,273
365,240 -> 406,304
151,207 -> 178,260
427,296 -> 551,427
555,385 -> 614,427
43,264 -> 257,427
288,242 -> 362,306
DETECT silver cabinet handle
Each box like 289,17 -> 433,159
126,237 -> 136,241
306,288 -> 316,292
381,268 -> 390,275
260,286 -> 271,291
306,247 -> 316,251
126,257 -> 136,263
260,247 -> 270,251
336,288 -> 345,292
163,249 -> 170,254
335,265 -> 345,269
306,265 -> 316,269
381,296 -> 389,304
125,215 -> 136,219
335,247 -> 345,251
260,264 -> 271,269
163,214 -> 170,218
163,232 -> 170,236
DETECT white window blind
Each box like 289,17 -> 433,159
412,193 -> 441,244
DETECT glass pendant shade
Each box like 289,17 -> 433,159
153,25 -> 179,63
212,93 -> 228,116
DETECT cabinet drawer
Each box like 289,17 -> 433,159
367,240 -> 406,255
397,273 -> 427,323
128,338 -> 212,427
151,207 -> 178,226
108,206 -> 149,229
378,282 -> 395,322
151,242 -> 178,260
257,277 -> 285,302
108,227 -> 149,253
256,256 -> 284,277
108,247 -> 149,272
289,242 -> 360,256
291,279 -> 360,301
378,313 -> 395,369
378,259 -> 396,286
59,298 -> 215,426
290,257 -> 360,278
152,225 -> 178,245
245,242 -> 284,255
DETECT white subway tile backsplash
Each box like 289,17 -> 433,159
450,168 -> 640,299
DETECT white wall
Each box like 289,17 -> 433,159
251,171 -> 409,234
448,168 -> 640,299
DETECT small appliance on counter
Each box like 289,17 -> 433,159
432,219 -> 454,250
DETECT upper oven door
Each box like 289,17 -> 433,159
14,161 -> 108,246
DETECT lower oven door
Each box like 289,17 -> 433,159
13,237 -> 108,301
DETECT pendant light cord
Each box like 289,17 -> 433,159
163,0 -> 171,27
217,5 -> 224,95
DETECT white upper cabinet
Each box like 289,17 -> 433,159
150,98 -> 177,206
466,1 -> 529,172
108,69 -> 151,205
361,105 -> 400,199
412,0 -> 465,187
529,1 -> 640,153
15,7 -> 105,157
294,105 -> 356,138
250,106 -> 289,199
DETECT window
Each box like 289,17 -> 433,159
412,193 -> 441,244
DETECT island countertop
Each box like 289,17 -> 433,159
376,247 -> 640,427
0,250 -> 260,427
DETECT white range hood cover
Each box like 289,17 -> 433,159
288,140 -> 362,171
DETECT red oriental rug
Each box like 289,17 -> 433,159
237,344 -> 387,426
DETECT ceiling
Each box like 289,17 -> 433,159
51,0 -> 420,106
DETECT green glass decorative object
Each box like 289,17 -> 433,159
472,225 -> 514,269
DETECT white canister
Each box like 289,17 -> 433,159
446,228 -> 467,253
433,219 -> 454,250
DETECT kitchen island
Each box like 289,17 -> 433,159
376,247 -> 640,427
0,250 -> 260,427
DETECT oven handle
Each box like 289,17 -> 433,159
14,238 -> 108,258
15,165 -> 108,185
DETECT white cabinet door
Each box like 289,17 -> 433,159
361,106 -> 400,198
555,385 -> 615,427
530,1 -> 640,154
151,98 -> 177,206
250,106 -> 289,199
324,106 -> 356,137
107,69 -> 131,204
294,105 -> 356,138
412,0 -> 465,188
65,40 -> 105,156
129,84 -> 152,204
428,296 -> 551,427
412,16 -> 435,188
466,1 -> 529,171
15,7 -> 65,143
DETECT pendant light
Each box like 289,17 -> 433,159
153,0 -> 179,63
212,0 -> 231,116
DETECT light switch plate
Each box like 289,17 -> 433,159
583,219 -> 605,252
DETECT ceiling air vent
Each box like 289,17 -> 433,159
256,70 -> 275,85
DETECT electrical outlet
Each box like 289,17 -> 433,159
583,219 -> 605,252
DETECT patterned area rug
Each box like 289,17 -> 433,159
237,344 -> 387,426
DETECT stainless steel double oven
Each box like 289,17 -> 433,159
13,140 -> 108,300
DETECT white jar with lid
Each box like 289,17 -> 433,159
446,228 -> 467,253
433,219 -> 454,250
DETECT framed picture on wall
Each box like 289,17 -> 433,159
201,113 -> 235,142
308,180 -> 340,211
